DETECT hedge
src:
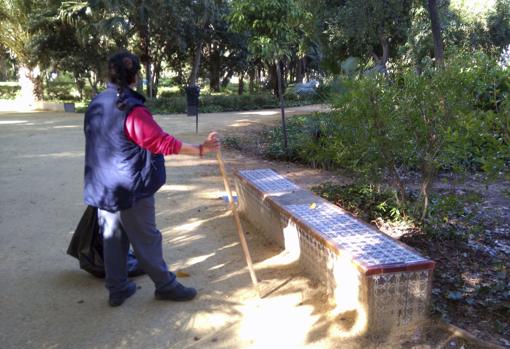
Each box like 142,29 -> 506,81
0,85 -> 20,99
146,93 -> 320,114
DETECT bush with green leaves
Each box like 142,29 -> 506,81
312,182 -> 403,222
146,93 -> 319,114
44,81 -> 79,101
312,181 -> 483,241
256,113 -> 341,169
255,51 -> 508,221
328,51 -> 509,218
0,83 -> 20,99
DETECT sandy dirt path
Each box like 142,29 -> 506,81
0,106 -> 463,349
0,106 -> 339,349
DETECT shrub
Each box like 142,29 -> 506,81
146,96 -> 186,114
312,181 -> 483,241
312,182 -> 403,222
146,93 -> 319,114
328,51 -> 510,218
0,84 -> 20,99
44,81 -> 80,101
255,51 -> 509,220
254,113 -> 342,169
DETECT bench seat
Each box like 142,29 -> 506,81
234,168 -> 435,334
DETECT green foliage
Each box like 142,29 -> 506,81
146,93 -> 319,114
145,96 -> 187,114
487,0 -> 510,51
43,81 -> 79,102
312,181 -> 484,241
222,135 -> 242,150
257,51 -> 509,219
330,50 -> 510,180
312,183 -> 403,222
0,83 -> 20,99
255,113 -> 341,169
229,0 -> 309,61
421,191 -> 482,240
311,0 -> 414,73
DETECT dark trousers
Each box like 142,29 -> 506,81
97,196 -> 176,295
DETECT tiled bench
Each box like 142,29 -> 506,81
234,169 -> 435,334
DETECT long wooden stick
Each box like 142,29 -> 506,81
216,149 -> 260,297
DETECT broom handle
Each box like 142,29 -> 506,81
216,149 -> 260,297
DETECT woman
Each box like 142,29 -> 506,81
83,51 -> 220,306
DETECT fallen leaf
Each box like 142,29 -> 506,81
176,270 -> 190,277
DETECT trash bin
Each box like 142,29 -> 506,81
64,102 -> 75,113
185,85 -> 200,116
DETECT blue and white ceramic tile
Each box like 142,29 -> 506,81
285,203 -> 427,267
239,169 -> 299,193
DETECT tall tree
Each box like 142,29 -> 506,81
0,0 -> 44,102
487,0 -> 510,52
202,1 -> 249,92
427,0 -> 444,66
30,1 -> 125,96
318,0 -> 414,73
230,0 -> 309,156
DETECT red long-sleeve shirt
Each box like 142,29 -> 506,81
124,106 -> 182,155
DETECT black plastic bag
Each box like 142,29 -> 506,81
67,206 -> 144,278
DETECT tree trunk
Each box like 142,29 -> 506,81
18,65 -> 42,104
238,73 -> 244,95
209,43 -> 221,92
248,68 -> 255,93
269,63 -> 279,97
139,25 -> 152,97
153,59 -> 162,97
87,73 -> 98,96
427,0 -> 444,67
75,75 -> 85,100
221,69 -> 234,89
276,60 -> 288,158
372,36 -> 390,74
283,62 -> 288,86
189,39 -> 203,86
296,57 -> 304,84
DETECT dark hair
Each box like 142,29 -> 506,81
108,51 -> 141,109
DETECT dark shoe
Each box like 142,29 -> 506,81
109,282 -> 137,307
155,281 -> 197,301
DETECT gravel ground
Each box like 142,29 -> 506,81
0,106 -> 493,349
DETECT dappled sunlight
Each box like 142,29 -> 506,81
328,254 -> 368,338
17,151 -> 83,159
237,294 -> 318,348
159,184 -> 196,192
255,224 -> 301,268
185,252 -> 216,266
228,119 -> 259,127
184,308 -> 241,336
208,262 -> 227,271
239,111 -> 279,116
161,210 -> 231,236
216,241 -> 240,252
196,190 -> 231,200
164,158 -> 219,167
211,263 -> 247,285
52,125 -> 79,129
0,120 -> 28,125
161,231 -> 204,246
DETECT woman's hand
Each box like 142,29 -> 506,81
201,132 -> 220,154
